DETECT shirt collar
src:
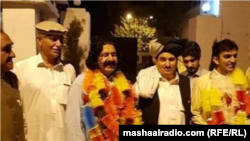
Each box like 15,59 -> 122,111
158,71 -> 180,85
211,69 -> 229,78
37,53 -> 64,72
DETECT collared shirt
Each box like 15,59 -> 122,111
157,72 -> 185,125
13,54 -> 76,141
191,69 -> 240,125
181,66 -> 209,90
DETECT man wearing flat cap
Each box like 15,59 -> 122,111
13,21 -> 76,141
134,37 -> 192,125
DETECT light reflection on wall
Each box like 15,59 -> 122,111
200,0 -> 220,17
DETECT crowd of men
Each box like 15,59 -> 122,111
1,20 -> 250,141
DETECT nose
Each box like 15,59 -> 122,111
165,60 -> 170,66
55,39 -> 62,47
230,56 -> 237,63
187,62 -> 193,68
107,54 -> 114,61
10,50 -> 16,58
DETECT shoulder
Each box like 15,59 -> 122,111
201,68 -> 210,75
194,72 -> 211,88
5,71 -> 18,81
180,70 -> 188,76
15,55 -> 38,68
138,65 -> 157,75
3,71 -> 19,89
198,72 -> 210,81
63,63 -> 74,70
73,73 -> 84,85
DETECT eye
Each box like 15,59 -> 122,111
2,45 -> 12,53
190,59 -> 196,63
169,57 -> 176,62
101,53 -> 109,57
224,55 -> 231,59
159,57 -> 166,62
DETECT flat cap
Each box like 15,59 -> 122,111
149,37 -> 187,58
35,21 -> 67,36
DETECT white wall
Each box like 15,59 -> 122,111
3,8 -> 37,63
186,1 -> 250,72
188,15 -> 222,70
220,1 -> 250,71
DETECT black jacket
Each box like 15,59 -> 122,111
139,75 -> 192,125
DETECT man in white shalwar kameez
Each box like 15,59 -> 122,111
13,21 -> 76,141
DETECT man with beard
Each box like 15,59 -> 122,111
13,21 -> 76,141
192,39 -> 248,125
181,41 -> 209,88
1,30 -> 25,141
134,37 -> 192,125
66,37 -> 142,141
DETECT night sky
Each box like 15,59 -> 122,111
67,1 -> 199,37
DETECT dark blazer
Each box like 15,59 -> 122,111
1,71 -> 25,141
139,74 -> 192,125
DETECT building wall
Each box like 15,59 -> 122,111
220,1 -> 250,71
188,15 -> 222,70
3,8 -> 37,63
184,1 -> 250,72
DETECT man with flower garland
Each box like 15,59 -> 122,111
134,37 -> 192,125
191,39 -> 249,125
66,37 -> 142,141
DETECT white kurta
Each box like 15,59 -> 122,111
157,74 -> 185,125
13,54 -> 76,141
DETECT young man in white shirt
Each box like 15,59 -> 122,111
192,39 -> 248,125
181,41 -> 209,88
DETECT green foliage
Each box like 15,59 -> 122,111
111,17 -> 156,51
63,17 -> 85,75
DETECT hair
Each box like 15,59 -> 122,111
181,41 -> 201,60
209,39 -> 238,71
86,36 -> 121,71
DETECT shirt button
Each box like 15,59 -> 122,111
15,135 -> 19,138
14,121 -> 17,125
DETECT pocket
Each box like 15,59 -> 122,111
57,84 -> 70,105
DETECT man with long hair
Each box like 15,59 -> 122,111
66,37 -> 142,141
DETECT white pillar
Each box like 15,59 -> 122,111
188,15 -> 222,70
2,8 -> 38,63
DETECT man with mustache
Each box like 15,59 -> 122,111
180,41 -> 209,89
1,30 -> 25,141
192,39 -> 248,125
66,37 -> 142,141
13,21 -> 76,141
134,37 -> 192,125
